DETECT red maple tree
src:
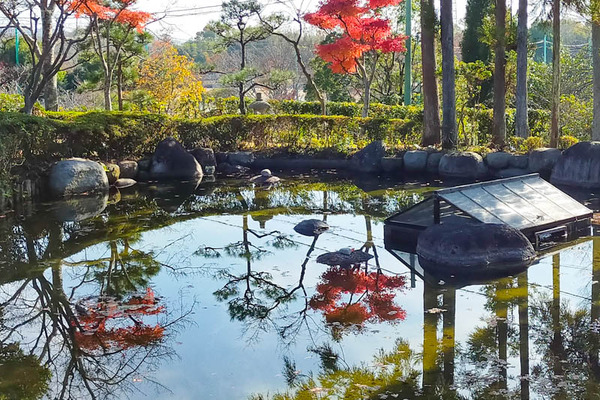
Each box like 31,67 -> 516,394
73,288 -> 166,352
309,266 -> 406,338
304,0 -> 407,116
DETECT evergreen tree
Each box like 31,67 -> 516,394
461,0 -> 493,63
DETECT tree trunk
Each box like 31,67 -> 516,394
362,76 -> 371,118
293,43 -> 326,115
420,0 -> 441,146
441,0 -> 456,149
42,2 -> 58,112
492,0 -> 507,147
593,13 -> 600,141
23,94 -> 35,115
239,34 -> 247,115
117,62 -> 124,111
515,0 -> 529,138
550,0 -> 560,147
104,73 -> 113,111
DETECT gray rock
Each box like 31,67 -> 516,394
190,148 -> 216,171
381,157 -> 403,173
495,168 -> 530,179
218,162 -> 249,175
508,154 -> 529,169
150,137 -> 203,180
529,148 -> 562,173
204,165 -> 216,175
250,169 -> 281,185
293,219 -> 330,236
350,140 -> 385,173
316,249 -> 374,267
426,152 -> 443,173
118,160 -> 138,179
551,141 -> 600,188
53,193 -> 108,222
114,178 -> 137,188
103,163 -> 120,185
228,151 -> 255,167
417,223 -> 536,274
439,152 -> 488,179
215,152 -> 228,164
137,158 -> 151,171
404,150 -> 428,172
248,100 -> 271,114
485,152 -> 512,169
48,158 -> 109,198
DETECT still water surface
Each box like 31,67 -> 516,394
1,173 -> 600,399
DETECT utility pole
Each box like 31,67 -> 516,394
404,0 -> 412,105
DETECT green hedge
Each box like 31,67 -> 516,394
0,112 -> 419,180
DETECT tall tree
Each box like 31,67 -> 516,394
420,0 -> 441,145
79,0 -> 152,110
441,0 -> 456,149
592,1 -> 600,141
550,0 -> 561,147
515,0 -> 529,138
0,0 -> 92,114
461,0 -> 492,63
207,0 -> 270,115
492,0 -> 507,147
258,3 -> 327,115
304,0 -> 407,117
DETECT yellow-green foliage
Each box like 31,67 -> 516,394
558,135 -> 579,150
509,136 -> 546,153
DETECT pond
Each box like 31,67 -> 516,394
1,172 -> 600,399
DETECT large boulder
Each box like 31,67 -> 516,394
529,148 -> 562,174
426,152 -> 443,173
118,160 -> 138,179
48,158 -> 109,198
417,223 -> 536,275
508,154 -> 529,169
150,138 -> 203,180
495,168 -> 530,179
350,140 -> 385,173
551,141 -> 600,188
439,152 -> 488,179
404,150 -> 428,172
228,152 -> 255,167
103,163 -> 120,185
190,148 -> 217,173
485,152 -> 512,170
381,157 -> 403,173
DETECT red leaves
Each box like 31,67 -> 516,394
309,266 -> 407,332
71,0 -> 152,30
304,0 -> 406,74
73,288 -> 166,352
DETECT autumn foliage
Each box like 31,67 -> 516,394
73,288 -> 165,352
137,42 -> 206,116
73,0 -> 152,31
304,0 -> 406,74
309,266 -> 406,336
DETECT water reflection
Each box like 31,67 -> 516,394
5,175 -> 600,399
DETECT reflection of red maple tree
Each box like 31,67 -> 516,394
73,288 -> 165,352
309,267 -> 406,332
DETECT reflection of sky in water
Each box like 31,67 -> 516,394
56,206 -> 600,399
1,176 -> 597,400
